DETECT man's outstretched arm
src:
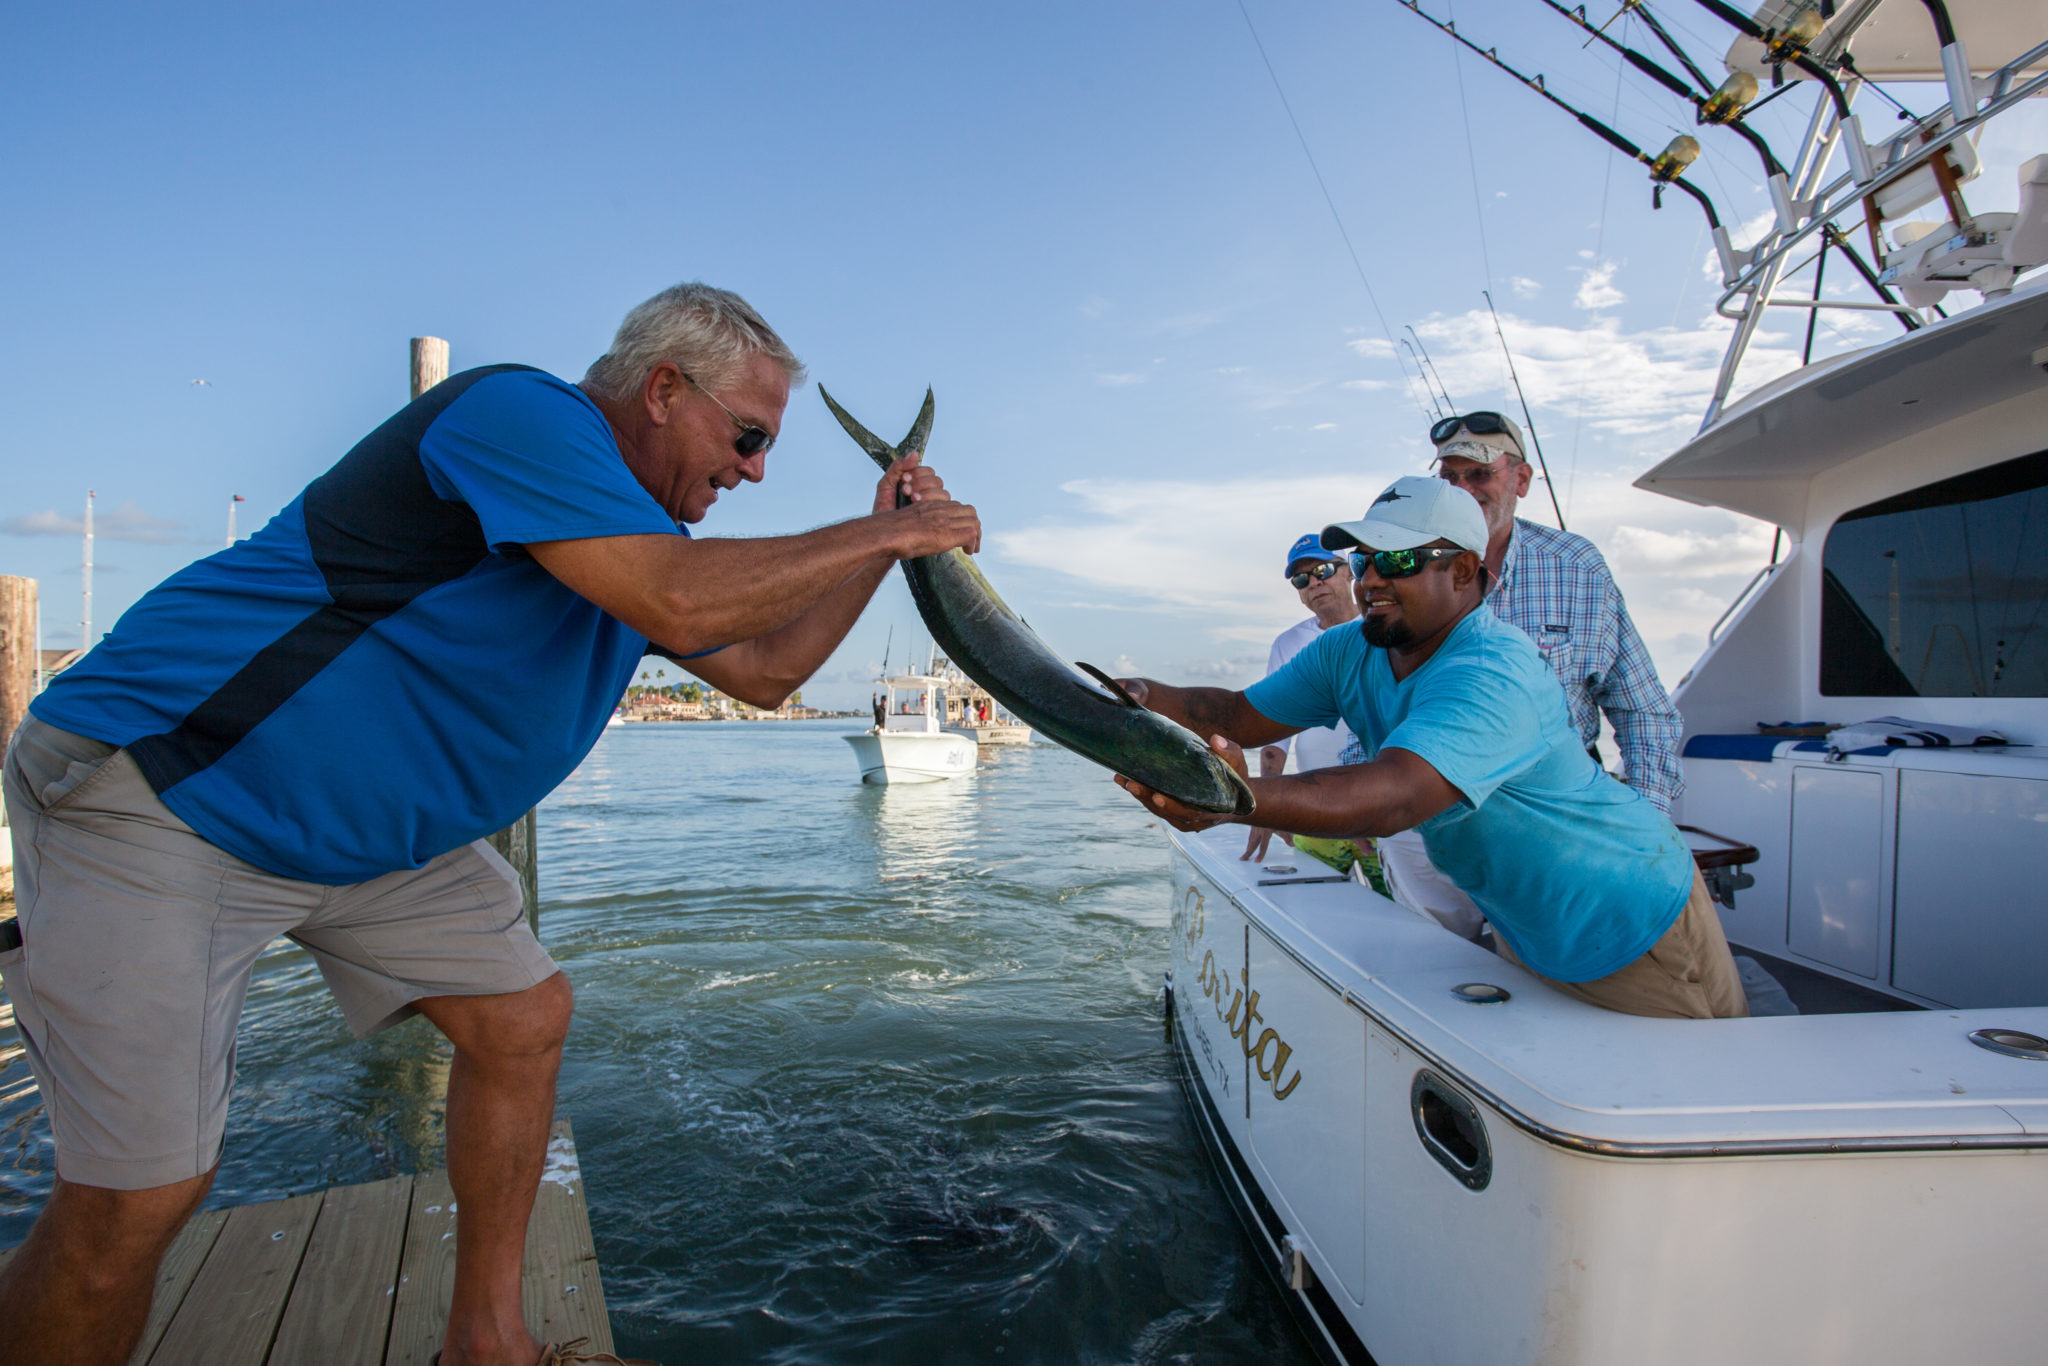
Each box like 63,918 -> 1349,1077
1119,740 -> 1462,841
1114,678 -> 1300,750
530,454 -> 978,708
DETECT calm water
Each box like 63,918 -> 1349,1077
0,721 -> 1316,1364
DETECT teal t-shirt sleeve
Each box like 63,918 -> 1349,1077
1380,652 -> 1547,811
419,371 -> 681,550
1244,628 -> 1347,730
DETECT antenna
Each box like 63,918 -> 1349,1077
1482,290 -> 1567,530
1405,325 -> 1458,414
881,624 -> 893,674
80,490 -> 94,650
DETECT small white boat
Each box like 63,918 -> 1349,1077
932,651 -> 1035,746
844,673 -> 978,784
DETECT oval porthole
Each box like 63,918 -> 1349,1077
1968,1028 -> 2048,1061
1451,982 -> 1511,1005
1410,1070 -> 1492,1191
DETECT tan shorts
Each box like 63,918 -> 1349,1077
1,715 -> 559,1189
1497,869 -> 1750,1020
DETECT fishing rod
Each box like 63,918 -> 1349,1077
1405,325 -> 1459,414
1393,1 -> 1723,229
1683,0 -> 1852,118
1401,339 -> 1449,420
1482,289 -> 1567,531
1537,0 -> 1786,181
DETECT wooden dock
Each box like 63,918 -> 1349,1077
0,1119 -> 616,1366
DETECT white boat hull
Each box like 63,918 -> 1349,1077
843,729 -> 977,784
1165,825 -> 2048,1366
943,723 -> 1034,746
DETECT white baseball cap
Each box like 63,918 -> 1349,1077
1321,476 -> 1488,556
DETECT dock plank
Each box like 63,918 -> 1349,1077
269,1175 -> 413,1366
522,1120 -> 614,1354
128,1209 -> 231,1366
147,1192 -> 321,1366
384,1171 -> 460,1366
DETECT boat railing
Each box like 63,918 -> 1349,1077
1709,561 -> 1783,644
1711,43 -> 2048,326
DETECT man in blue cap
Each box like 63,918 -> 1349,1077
1116,477 -> 1744,1019
1242,534 -> 1360,868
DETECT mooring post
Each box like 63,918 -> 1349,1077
0,575 -> 35,748
410,338 -> 540,931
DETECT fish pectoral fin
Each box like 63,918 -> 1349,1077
1075,661 -> 1145,709
819,386 -> 901,470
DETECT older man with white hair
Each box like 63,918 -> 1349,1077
0,282 -> 980,1366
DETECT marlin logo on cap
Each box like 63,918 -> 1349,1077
1372,487 -> 1410,506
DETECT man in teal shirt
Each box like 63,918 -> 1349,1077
1116,477 -> 1744,1019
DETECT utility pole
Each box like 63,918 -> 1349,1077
410,336 -> 540,930
80,490 -> 94,651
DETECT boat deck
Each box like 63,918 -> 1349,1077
0,1119 -> 614,1366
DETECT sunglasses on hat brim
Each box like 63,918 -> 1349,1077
1429,410 -> 1516,449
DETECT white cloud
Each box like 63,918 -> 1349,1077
1407,305 -> 1800,438
1346,337 -> 1396,359
1574,260 -> 1626,311
1096,372 -> 1147,387
1509,275 -> 1541,298
1311,422 -> 1337,431
1341,378 -> 1391,391
1,501 -> 184,543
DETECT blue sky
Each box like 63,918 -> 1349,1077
5,2 -> 2042,707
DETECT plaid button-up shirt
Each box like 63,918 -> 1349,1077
1485,518 -> 1684,810
1338,518 -> 1684,812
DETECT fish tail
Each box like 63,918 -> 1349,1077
900,388 -> 935,456
819,386 -> 900,471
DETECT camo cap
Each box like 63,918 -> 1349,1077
1320,476 -> 1487,556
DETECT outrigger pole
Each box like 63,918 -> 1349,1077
1405,324 -> 1459,414
1481,289 -> 1567,532
1393,1 -> 1723,229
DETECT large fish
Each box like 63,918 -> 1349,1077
821,387 -> 1256,817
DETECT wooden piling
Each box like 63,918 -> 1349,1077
409,336 -> 450,400
410,338 -> 540,930
0,575 -> 35,748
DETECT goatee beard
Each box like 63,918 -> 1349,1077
1361,614 -> 1414,649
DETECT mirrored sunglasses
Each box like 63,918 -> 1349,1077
1288,561 -> 1345,589
1347,547 -> 1467,580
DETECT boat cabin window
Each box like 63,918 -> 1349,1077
1820,448 -> 2048,698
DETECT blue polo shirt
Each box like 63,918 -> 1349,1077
1245,608 -> 1694,982
33,366 -> 681,884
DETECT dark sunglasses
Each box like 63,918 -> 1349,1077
1429,410 -> 1513,446
1348,547 -> 1467,580
1288,561 -> 1345,589
681,370 -> 775,457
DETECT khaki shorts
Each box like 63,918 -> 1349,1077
1497,868 -> 1750,1020
1,715 -> 559,1189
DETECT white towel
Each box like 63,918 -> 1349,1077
1828,715 -> 2008,752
